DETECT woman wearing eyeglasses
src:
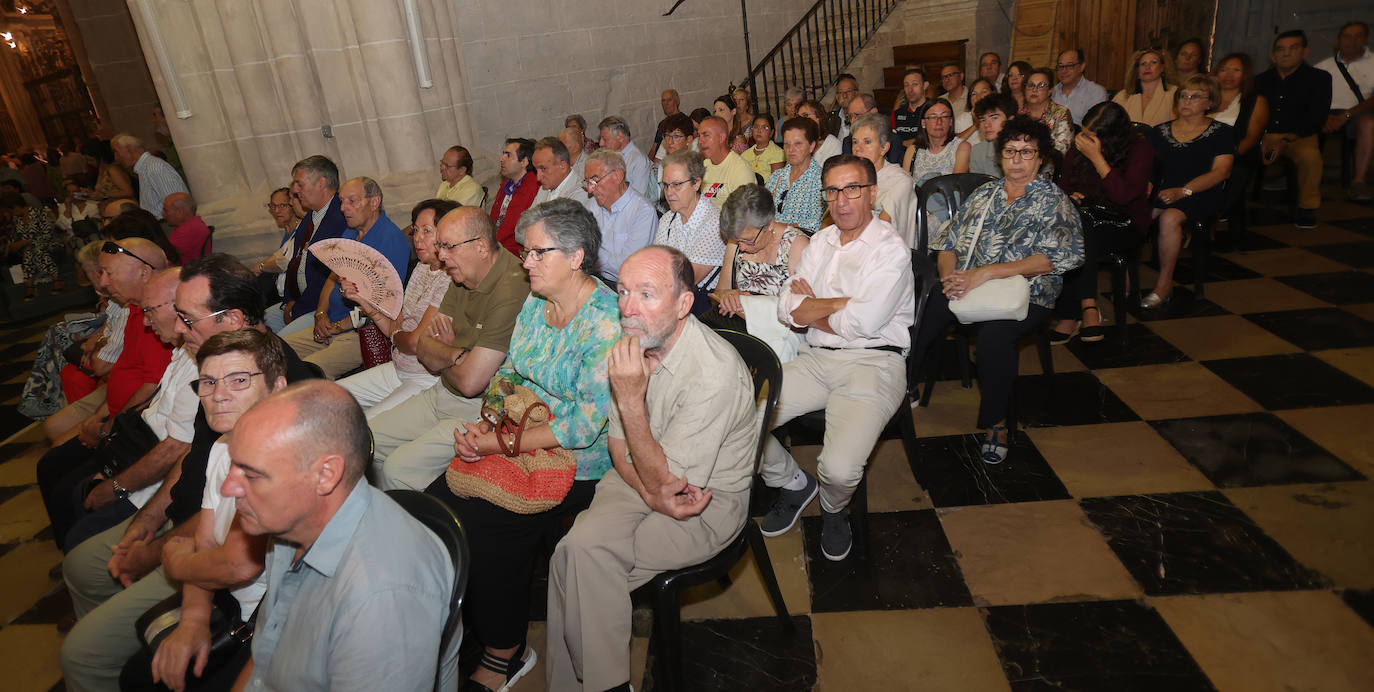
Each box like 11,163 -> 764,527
1141,75 -> 1234,309
337,199 -> 458,419
1114,49 -> 1180,126
656,151 -> 727,310
911,116 -> 1084,465
1020,67 -> 1073,154
424,198 -> 619,692
765,116 -> 826,233
904,99 -> 971,185
713,184 -> 810,321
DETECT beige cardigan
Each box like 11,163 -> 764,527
1113,85 -> 1178,126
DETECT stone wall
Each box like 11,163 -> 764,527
65,0 -> 160,143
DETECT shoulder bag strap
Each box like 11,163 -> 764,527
959,201 -> 993,271
1334,58 -> 1366,106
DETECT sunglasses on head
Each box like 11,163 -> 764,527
101,241 -> 155,270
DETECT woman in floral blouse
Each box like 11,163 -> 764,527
1021,67 -> 1073,154
912,116 -> 1084,465
713,184 -> 810,320
425,198 -> 620,692
765,116 -> 826,233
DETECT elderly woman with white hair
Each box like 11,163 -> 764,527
850,113 -> 919,248
713,184 -> 810,320
655,150 -> 727,313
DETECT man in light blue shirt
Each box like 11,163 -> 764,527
223,381 -> 456,692
582,149 -> 657,282
1051,48 -> 1109,125
598,115 -> 658,202
112,133 -> 189,217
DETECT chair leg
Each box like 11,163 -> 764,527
651,582 -> 684,692
1192,222 -> 1210,299
956,331 -> 972,389
897,394 -> 919,476
920,337 -> 944,407
1109,255 -> 1129,346
744,522 -> 794,628
850,474 -> 869,560
1036,328 -> 1054,376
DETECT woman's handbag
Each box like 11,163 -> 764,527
357,321 -> 393,369
1076,202 -> 1134,235
444,381 -> 578,514
947,204 -> 1031,324
135,590 -> 256,680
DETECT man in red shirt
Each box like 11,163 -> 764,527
162,192 -> 211,263
489,138 -> 538,256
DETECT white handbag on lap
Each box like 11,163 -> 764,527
947,204 -> 1030,324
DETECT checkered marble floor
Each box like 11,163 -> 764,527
3,189 -> 1374,691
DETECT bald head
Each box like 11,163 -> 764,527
143,267 -> 184,344
162,192 -> 196,226
268,381 -> 371,482
119,237 -> 169,270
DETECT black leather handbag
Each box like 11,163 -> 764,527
135,590 -> 256,678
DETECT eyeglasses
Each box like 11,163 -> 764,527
434,236 -> 481,252
1001,147 -> 1040,160
822,183 -> 875,201
663,132 -> 688,141
177,308 -> 230,329
439,161 -> 459,169
142,300 -> 175,314
661,178 -> 696,192
1056,62 -> 1081,70
101,241 -> 155,270
582,173 -> 614,188
738,226 -> 767,245
1026,83 -> 1051,91
941,71 -> 963,80
190,371 -> 263,396
1178,92 -> 1209,101
922,114 -> 953,122
264,202 -> 290,211
519,246 -> 564,262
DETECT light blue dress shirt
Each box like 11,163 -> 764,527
585,188 -> 657,281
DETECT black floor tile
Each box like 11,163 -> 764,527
983,600 -> 1217,692
0,340 -> 41,363
1341,589 -> 1374,630
0,540 -> 16,560
11,582 -> 72,625
802,509 -> 972,611
1147,253 -> 1263,283
1125,285 -> 1231,322
1306,242 -> 1374,269
1150,412 -> 1363,488
645,615 -> 817,692
1333,216 -> 1374,237
1215,227 -> 1289,252
0,406 -> 32,442
1079,491 -> 1325,595
0,483 -> 27,505
911,433 -> 1071,507
1065,323 -> 1192,368
1275,271 -> 1374,305
1011,371 -> 1141,428
1202,353 -> 1374,410
1244,307 -> 1374,350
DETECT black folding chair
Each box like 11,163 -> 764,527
385,490 -> 471,692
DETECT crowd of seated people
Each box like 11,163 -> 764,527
19,18 -> 1374,692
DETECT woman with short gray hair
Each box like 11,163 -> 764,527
655,151 -> 724,311
713,184 -> 810,318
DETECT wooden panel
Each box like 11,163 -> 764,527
892,40 -> 966,66
1011,0 -> 1060,68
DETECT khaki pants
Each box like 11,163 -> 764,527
61,517 -> 177,692
282,327 -> 361,379
1264,133 -> 1324,210
545,473 -> 748,691
759,347 -> 908,512
369,381 -> 481,490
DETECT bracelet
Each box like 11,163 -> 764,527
315,310 -> 328,318
389,326 -> 403,341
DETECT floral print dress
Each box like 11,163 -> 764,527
733,227 -> 803,295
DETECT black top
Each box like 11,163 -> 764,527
164,333 -> 321,525
1147,119 -> 1235,221
892,100 -> 934,144
1254,63 -> 1332,138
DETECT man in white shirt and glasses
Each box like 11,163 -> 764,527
756,154 -> 915,561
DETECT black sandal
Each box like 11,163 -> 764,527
462,644 -> 538,692
1079,306 -> 1106,343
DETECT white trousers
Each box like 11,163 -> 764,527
338,361 -> 440,420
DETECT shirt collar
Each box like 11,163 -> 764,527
474,249 -> 518,295
655,315 -> 703,376
1339,47 -> 1370,65
821,214 -> 884,247
295,481 -> 370,578
133,151 -> 151,173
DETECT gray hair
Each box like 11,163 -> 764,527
292,155 -> 340,190
347,176 -> 383,204
661,149 -> 705,185
515,198 -> 602,275
597,115 -> 632,140
586,148 -> 626,175
719,184 -> 775,242
785,86 -> 805,102
111,133 -> 145,151
852,113 -> 892,149
76,239 -> 103,265
565,114 -> 587,131
534,136 -> 571,164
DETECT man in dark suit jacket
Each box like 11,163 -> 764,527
267,155 -> 348,333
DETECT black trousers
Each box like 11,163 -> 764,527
119,637 -> 251,692
914,292 -> 1051,428
426,475 -> 599,649
1054,222 -> 1141,319
36,437 -> 95,549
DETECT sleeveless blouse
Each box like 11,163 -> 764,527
734,227 -> 803,295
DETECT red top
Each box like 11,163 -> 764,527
169,215 -> 211,264
105,304 -> 174,412
488,171 -> 538,256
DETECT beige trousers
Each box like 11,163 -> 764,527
1264,133 -> 1324,210
282,327 -> 361,379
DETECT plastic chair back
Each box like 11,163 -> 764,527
713,329 -> 782,476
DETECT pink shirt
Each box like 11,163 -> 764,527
170,216 -> 211,263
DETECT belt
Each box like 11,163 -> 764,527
815,344 -> 903,355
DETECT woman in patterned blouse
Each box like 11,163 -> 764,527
765,116 -> 826,233
1020,67 -> 1074,154
714,184 -> 810,319
426,198 -> 620,692
912,116 -> 1084,464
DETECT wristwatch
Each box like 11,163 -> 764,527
110,478 -> 130,500
1182,188 -> 1194,197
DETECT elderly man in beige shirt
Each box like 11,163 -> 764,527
546,245 -> 758,692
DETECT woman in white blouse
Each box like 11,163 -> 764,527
338,199 -> 457,419
851,113 -> 919,248
655,150 -> 727,300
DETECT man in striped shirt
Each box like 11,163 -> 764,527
112,134 -> 188,217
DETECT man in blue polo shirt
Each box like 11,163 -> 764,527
283,176 -> 411,377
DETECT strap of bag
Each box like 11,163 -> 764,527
1335,58 -> 1366,106
959,203 -> 993,271
495,401 -> 551,456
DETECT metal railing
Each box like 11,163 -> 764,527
744,0 -> 900,119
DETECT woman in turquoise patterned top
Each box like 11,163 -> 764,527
425,198 -> 619,691
912,116 -> 1084,465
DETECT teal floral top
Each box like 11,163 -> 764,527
933,177 -> 1084,308
484,286 -> 621,480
